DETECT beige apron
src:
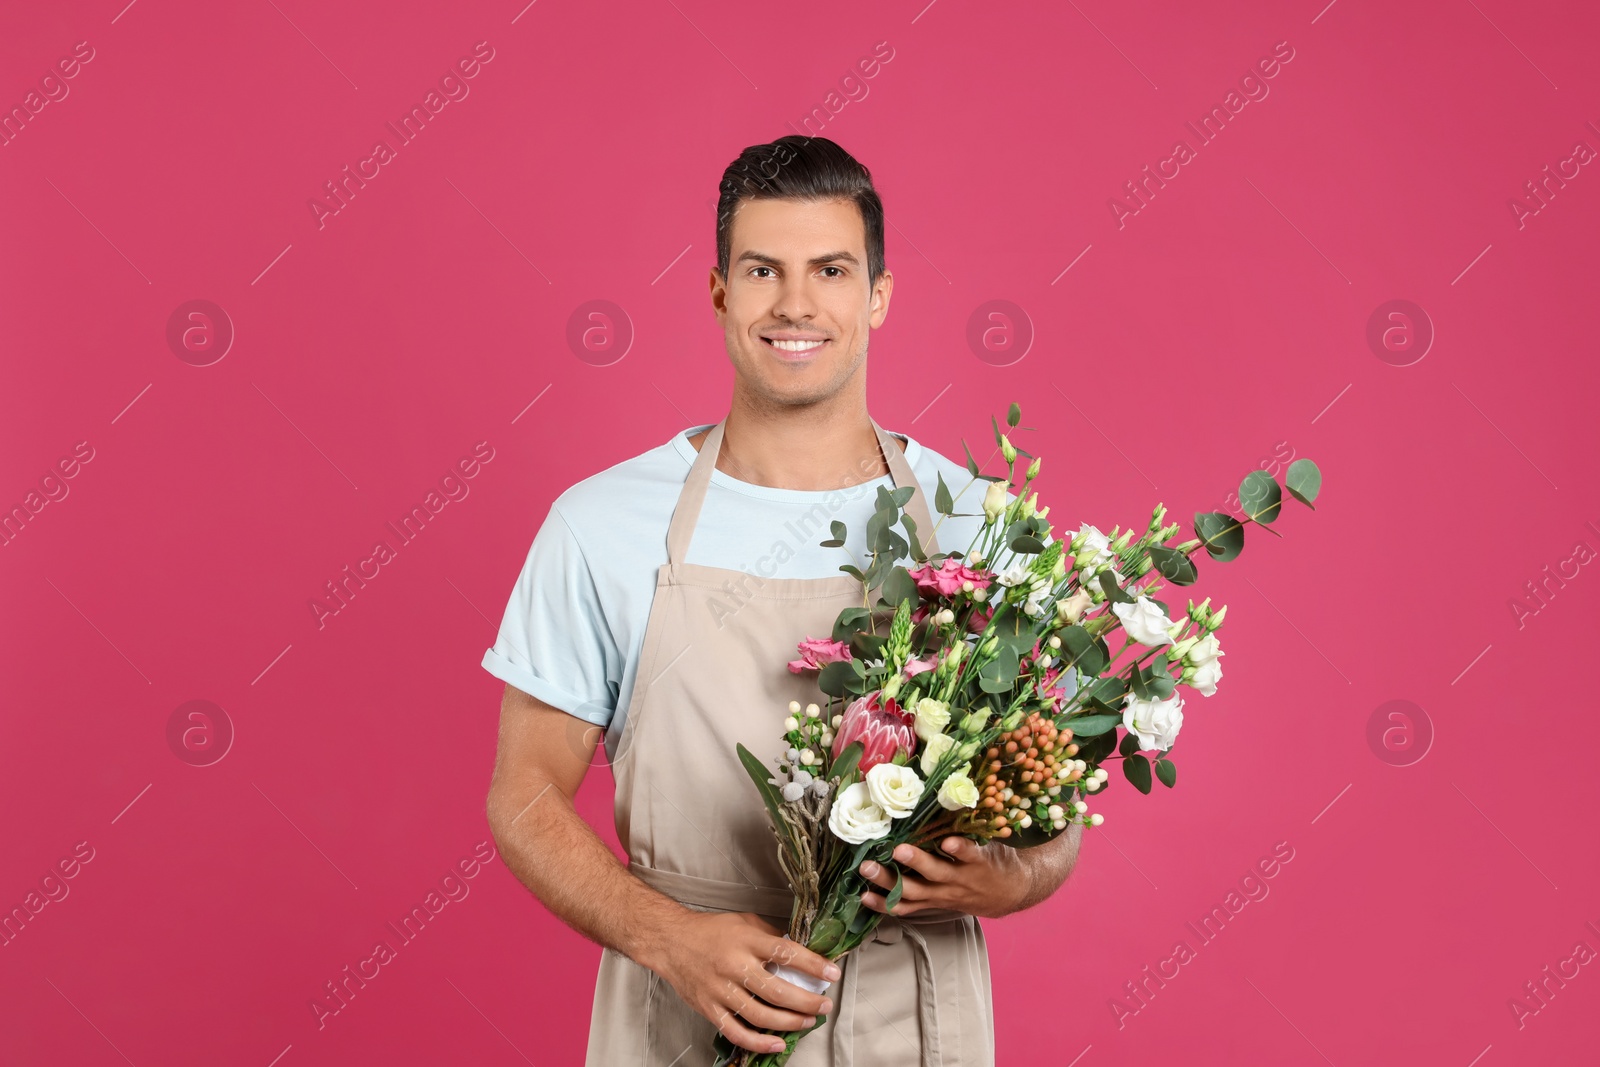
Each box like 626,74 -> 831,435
584,417 -> 995,1067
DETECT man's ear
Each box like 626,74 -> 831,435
869,269 -> 894,328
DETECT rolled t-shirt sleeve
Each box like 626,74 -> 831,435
481,504 -> 619,727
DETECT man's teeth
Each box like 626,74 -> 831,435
767,339 -> 825,351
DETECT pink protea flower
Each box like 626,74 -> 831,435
787,637 -> 853,674
908,558 -> 995,598
831,692 -> 915,772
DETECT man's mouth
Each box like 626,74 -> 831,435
761,335 -> 829,359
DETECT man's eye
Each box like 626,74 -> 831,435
821,266 -> 844,278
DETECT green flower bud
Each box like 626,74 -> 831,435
1027,456 -> 1042,479
1000,435 -> 1017,464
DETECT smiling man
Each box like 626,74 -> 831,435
482,135 -> 1083,1065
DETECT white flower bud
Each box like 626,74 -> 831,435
799,749 -> 815,766
788,700 -> 802,714
783,716 -> 799,732
805,702 -> 821,718
1073,800 -> 1088,813
1089,813 -> 1104,826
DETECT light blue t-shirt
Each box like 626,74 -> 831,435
481,423 -> 998,761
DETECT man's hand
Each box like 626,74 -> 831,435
858,827 -> 1082,919
646,910 -> 841,1056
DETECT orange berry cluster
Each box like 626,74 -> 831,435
959,711 -> 1082,840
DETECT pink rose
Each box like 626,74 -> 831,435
832,692 -> 916,773
907,558 -> 994,599
902,656 -> 938,679
787,636 -> 853,674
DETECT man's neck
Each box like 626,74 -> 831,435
687,394 -> 901,492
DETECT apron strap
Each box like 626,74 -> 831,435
833,916 -> 946,1067
667,417 -> 942,566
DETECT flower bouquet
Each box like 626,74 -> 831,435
713,403 -> 1322,1066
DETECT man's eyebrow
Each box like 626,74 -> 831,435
733,250 -> 862,269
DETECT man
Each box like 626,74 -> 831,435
482,135 -> 1083,1064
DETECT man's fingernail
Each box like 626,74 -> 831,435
823,965 -> 841,982
860,861 -> 875,875
821,995 -> 836,1010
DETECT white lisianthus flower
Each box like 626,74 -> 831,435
865,762 -> 924,818
996,563 -> 1031,588
1122,692 -> 1185,751
1188,657 -> 1224,696
919,731 -> 955,775
1112,596 -> 1175,646
828,782 -> 892,843
1074,524 -> 1114,566
913,697 -> 951,741
937,771 -> 980,810
983,480 -> 1010,523
1186,633 -> 1223,667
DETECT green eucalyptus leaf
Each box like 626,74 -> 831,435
1193,512 -> 1245,563
1286,458 -> 1322,508
1124,753 -> 1153,794
1097,569 -> 1134,604
1155,758 -> 1177,788
935,473 -> 954,516
1062,712 -> 1120,737
832,607 -> 873,642
1238,470 -> 1283,526
881,566 -> 919,606
1057,626 -> 1107,676
818,660 -> 855,697
901,512 -> 927,563
1007,402 -> 1021,428
1086,675 -> 1128,711
830,740 -> 864,784
1146,545 -> 1197,585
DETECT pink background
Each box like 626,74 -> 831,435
3,0 -> 1598,1064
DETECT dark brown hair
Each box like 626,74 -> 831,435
715,136 -> 886,288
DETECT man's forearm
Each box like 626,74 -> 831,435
1008,821 -> 1083,913
488,785 -> 687,971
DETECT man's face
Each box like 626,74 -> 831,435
710,196 -> 892,408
